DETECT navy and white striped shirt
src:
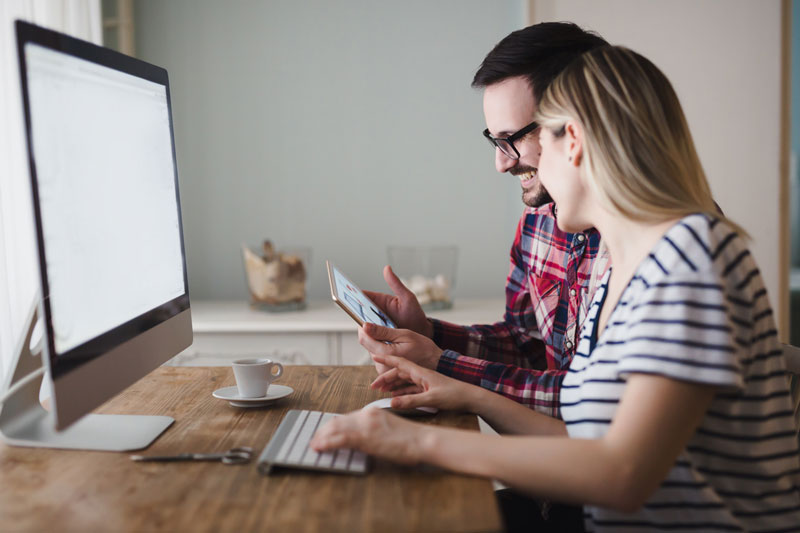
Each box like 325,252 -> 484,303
561,214 -> 800,532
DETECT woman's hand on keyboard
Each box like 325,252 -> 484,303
309,406 -> 425,465
312,355 -> 486,465
369,353 -> 478,413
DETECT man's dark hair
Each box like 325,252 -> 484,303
472,22 -> 608,103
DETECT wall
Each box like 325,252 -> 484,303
134,0 -> 527,302
531,0 -> 786,331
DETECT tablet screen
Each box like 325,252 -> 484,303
327,262 -> 396,328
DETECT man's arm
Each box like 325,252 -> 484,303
436,350 -> 563,417
430,316 -> 543,367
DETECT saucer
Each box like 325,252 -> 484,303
212,384 -> 294,407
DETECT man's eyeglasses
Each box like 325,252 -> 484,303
482,121 -> 539,160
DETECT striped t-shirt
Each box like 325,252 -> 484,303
561,214 -> 800,532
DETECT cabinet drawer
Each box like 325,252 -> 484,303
169,332 -> 333,366
340,333 -> 372,365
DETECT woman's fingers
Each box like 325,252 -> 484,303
372,352 -> 414,373
391,391 -> 431,410
311,418 -> 350,451
314,432 -> 348,450
390,357 -> 425,384
371,367 -> 404,389
372,378 -> 416,393
391,384 -> 424,396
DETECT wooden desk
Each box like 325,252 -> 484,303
0,366 -> 502,532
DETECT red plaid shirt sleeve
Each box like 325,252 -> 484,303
430,205 -> 600,417
436,350 -> 566,416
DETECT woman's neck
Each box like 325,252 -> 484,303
595,213 -> 681,276
591,212 -> 683,338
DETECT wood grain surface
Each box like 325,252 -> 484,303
0,366 -> 502,532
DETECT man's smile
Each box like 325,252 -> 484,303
515,168 -> 538,189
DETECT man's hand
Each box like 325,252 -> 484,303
359,323 -> 442,375
370,353 -> 478,413
363,265 -> 433,338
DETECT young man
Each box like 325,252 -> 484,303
363,23 -> 608,417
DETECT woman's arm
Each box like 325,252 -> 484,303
438,375 -> 569,436
370,354 -> 567,436
314,373 -> 715,512
426,375 -> 713,510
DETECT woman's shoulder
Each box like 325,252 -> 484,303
650,213 -> 748,273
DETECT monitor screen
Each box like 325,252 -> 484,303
24,43 -> 186,357
7,21 -> 191,447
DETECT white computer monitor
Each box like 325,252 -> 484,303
0,21 -> 192,451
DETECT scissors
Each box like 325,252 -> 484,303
130,446 -> 253,465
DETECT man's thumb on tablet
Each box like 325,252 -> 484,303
363,322 -> 394,341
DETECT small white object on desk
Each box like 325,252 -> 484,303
363,397 -> 438,416
231,357 -> 284,397
212,384 -> 294,408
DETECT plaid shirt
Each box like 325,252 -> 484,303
432,204 -> 602,417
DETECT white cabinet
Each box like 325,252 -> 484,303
167,299 -> 506,366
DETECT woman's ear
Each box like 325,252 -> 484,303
564,121 -> 583,167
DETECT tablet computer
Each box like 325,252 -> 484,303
326,261 -> 396,328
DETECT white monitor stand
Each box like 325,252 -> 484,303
0,299 -> 173,452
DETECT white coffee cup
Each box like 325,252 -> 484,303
232,358 -> 284,398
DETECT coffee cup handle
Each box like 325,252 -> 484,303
270,362 -> 284,381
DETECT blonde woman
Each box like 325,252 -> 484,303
311,46 -> 800,532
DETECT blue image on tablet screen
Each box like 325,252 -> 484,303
333,267 -> 395,328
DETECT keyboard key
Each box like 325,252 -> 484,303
287,411 -> 321,464
309,413 -> 338,467
317,450 -> 337,469
300,444 -> 321,466
333,448 -> 353,470
276,410 -> 308,463
349,451 -> 367,473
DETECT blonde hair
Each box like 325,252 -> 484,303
535,46 -> 743,235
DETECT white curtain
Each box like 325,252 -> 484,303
0,0 -> 102,383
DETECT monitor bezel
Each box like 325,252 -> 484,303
15,20 -> 190,380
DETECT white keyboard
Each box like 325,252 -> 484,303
257,410 -> 369,475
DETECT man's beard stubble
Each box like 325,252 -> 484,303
523,186 -> 552,208
512,165 -> 552,208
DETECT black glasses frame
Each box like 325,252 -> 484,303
482,121 -> 539,160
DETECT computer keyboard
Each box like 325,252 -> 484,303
257,410 -> 369,475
